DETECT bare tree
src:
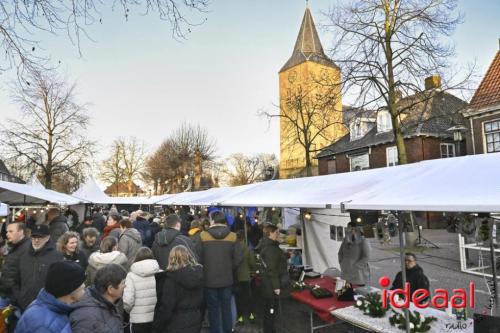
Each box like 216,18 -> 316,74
325,0 -> 472,164
0,0 -> 210,74
262,75 -> 344,177
99,141 -> 126,196
223,153 -> 278,186
143,123 -> 217,193
117,137 -> 146,195
0,69 -> 95,189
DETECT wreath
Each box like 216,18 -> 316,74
354,292 -> 388,318
389,310 -> 437,332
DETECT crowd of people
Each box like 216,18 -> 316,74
0,206 -> 288,333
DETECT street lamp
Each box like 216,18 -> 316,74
447,125 -> 468,157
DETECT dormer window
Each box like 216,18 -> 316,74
350,119 -> 362,140
377,110 -> 392,133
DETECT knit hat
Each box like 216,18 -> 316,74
45,261 -> 86,298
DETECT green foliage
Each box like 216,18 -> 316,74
389,310 -> 437,332
354,292 -> 388,318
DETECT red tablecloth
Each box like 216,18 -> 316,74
290,276 -> 354,323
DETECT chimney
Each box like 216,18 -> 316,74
425,75 -> 441,90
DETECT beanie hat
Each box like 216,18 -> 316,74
45,261 -> 86,298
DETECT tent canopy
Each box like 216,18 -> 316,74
0,180 -> 83,205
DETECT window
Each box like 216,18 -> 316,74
327,159 -> 336,174
386,146 -> 398,167
440,143 -> 455,158
377,111 -> 392,133
485,120 -> 500,153
350,154 -> 369,171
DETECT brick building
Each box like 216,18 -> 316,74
462,44 -> 500,155
317,77 -> 468,175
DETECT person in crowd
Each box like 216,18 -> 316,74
153,245 -> 204,333
391,253 -> 430,300
257,224 -> 288,333
92,208 -> 106,233
70,264 -> 127,333
57,231 -> 88,269
188,220 -> 202,239
246,220 -> 263,250
79,227 -> 100,260
0,222 -> 30,302
15,224 -> 64,311
102,213 -> 122,240
76,216 -> 94,235
121,210 -> 130,218
235,230 -> 255,324
123,247 -> 159,333
46,208 -> 69,242
150,217 -> 162,239
65,209 -> 80,231
196,211 -> 243,333
133,210 -> 153,248
152,214 -> 198,270
338,222 -> 370,286
230,215 -> 244,233
118,218 -> 142,268
15,261 -> 86,333
201,218 -> 211,232
87,236 -> 128,284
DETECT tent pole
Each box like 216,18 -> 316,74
300,209 -> 308,267
243,207 -> 248,246
397,212 -> 410,333
489,217 -> 499,314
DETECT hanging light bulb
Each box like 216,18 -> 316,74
271,207 -> 276,211
33,210 -> 37,214
254,217 -> 259,223
239,214 -> 243,219
304,212 -> 312,220
356,217 -> 363,224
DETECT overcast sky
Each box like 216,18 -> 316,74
0,0 -> 499,167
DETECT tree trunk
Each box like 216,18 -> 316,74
305,150 -> 313,177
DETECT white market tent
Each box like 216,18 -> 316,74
0,180 -> 83,205
72,178 -> 111,204
0,202 -> 8,216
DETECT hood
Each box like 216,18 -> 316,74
130,259 -> 160,277
89,251 -> 125,269
168,265 -> 203,290
122,228 -> 142,243
188,227 -> 201,236
207,225 -> 230,240
156,228 -> 180,246
36,289 -> 73,314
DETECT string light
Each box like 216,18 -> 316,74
271,207 -> 276,211
304,212 -> 312,220
356,217 -> 363,223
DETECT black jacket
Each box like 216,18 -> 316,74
391,264 -> 430,300
152,228 -> 198,270
63,251 -> 89,270
92,213 -> 106,233
49,215 -> 69,242
257,237 -> 288,299
79,240 -> 100,261
153,265 -> 204,333
195,225 -> 243,288
16,241 -> 64,310
0,237 -> 30,299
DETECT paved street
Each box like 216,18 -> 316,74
224,229 -> 492,332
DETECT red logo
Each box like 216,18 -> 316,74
378,276 -> 475,309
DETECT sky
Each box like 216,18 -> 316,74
0,0 -> 499,166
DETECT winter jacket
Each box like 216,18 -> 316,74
133,217 -> 154,248
86,251 -> 128,284
102,223 -> 121,240
118,228 -> 142,267
391,264 -> 430,300
196,224 -> 243,288
92,213 -> 106,233
14,289 -> 72,333
338,232 -> 370,285
15,241 -> 64,310
63,251 -> 89,269
188,227 -> 201,239
0,237 -> 30,299
257,237 -> 288,299
237,239 -> 255,282
123,259 -> 160,323
70,287 -> 123,333
79,240 -> 100,261
152,228 -> 198,270
152,265 -> 204,333
49,215 -> 69,243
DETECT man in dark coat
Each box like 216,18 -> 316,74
79,227 -> 100,260
46,207 -> 69,242
152,214 -> 197,270
257,224 -> 288,333
70,263 -> 127,333
133,210 -> 153,248
196,211 -> 243,333
92,209 -> 106,233
391,253 -> 430,300
14,224 -> 64,311
0,222 -> 30,302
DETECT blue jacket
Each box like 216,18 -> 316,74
15,289 -> 72,333
133,217 -> 153,247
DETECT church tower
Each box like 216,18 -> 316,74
279,5 -> 345,178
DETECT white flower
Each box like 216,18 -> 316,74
356,300 -> 362,306
409,323 -> 415,329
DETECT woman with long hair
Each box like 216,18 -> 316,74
153,245 -> 204,333
57,231 -> 88,269
86,236 -> 128,284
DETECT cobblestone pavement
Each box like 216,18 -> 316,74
203,229 -> 491,332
